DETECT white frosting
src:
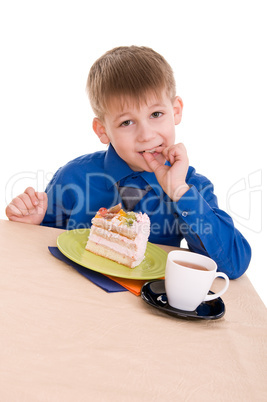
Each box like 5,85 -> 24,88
92,212 -> 150,237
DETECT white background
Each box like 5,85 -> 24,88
1,1 -> 266,306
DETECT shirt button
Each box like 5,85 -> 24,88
182,211 -> 188,217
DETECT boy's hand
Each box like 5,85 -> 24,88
5,187 -> 48,225
142,143 -> 190,201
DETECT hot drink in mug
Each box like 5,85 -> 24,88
165,250 -> 229,311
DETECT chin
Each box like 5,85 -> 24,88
127,157 -> 147,172
143,166 -> 153,173
128,165 -> 146,172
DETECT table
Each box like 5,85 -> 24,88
1,219 -> 266,401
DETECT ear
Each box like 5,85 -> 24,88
92,117 -> 110,144
173,96 -> 183,125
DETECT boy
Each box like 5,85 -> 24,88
6,46 -> 251,279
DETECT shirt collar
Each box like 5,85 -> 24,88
104,145 -> 133,189
104,144 -> 163,197
140,170 -> 163,197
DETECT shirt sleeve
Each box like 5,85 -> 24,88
41,166 -> 75,229
167,170 -> 251,279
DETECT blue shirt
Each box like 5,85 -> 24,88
42,144 -> 251,279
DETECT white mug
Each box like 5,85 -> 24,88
165,250 -> 229,311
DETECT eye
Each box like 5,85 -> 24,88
120,120 -> 133,127
151,111 -> 163,118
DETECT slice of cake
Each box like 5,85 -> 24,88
85,204 -> 150,268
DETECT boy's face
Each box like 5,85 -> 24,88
93,91 -> 183,172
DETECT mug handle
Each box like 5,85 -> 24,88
203,272 -> 229,302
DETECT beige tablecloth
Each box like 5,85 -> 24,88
0,220 -> 266,401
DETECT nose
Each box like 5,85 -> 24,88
137,121 -> 156,142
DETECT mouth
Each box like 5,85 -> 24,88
143,148 -> 157,154
139,144 -> 163,154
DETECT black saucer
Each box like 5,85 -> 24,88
141,280 -> 225,320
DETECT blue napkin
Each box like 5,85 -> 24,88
48,247 -> 128,293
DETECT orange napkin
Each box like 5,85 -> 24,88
106,275 -> 148,296
106,275 -> 164,296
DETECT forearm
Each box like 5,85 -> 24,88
170,185 -> 251,278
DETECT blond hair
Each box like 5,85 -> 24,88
86,46 -> 176,120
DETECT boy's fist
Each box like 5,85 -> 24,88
5,187 -> 48,225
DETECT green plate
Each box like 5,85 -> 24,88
57,229 -> 167,280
